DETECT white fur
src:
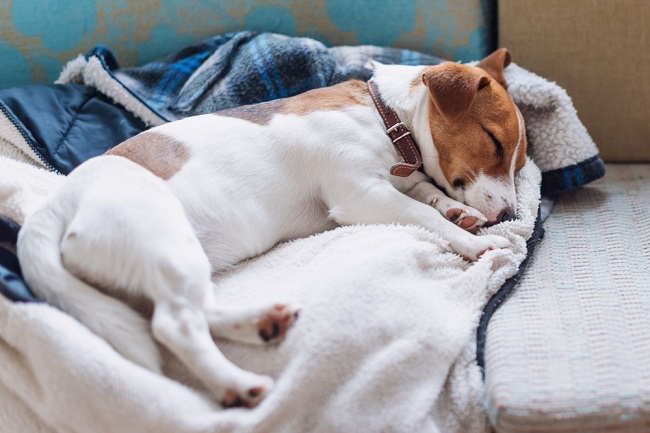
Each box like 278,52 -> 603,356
18,156 -> 298,407
17,63 -> 519,406
464,174 -> 516,222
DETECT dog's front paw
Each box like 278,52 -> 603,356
445,207 -> 487,233
221,374 -> 274,408
430,196 -> 487,233
451,234 -> 512,261
257,304 -> 301,343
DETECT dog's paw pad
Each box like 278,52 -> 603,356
257,304 -> 300,343
222,389 -> 244,408
459,216 -> 478,229
222,385 -> 269,408
447,209 -> 463,222
248,386 -> 265,398
447,208 -> 486,233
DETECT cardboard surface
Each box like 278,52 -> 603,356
500,0 -> 649,162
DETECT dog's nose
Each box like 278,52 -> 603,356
497,207 -> 516,223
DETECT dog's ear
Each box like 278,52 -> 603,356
422,65 -> 490,124
476,48 -> 511,89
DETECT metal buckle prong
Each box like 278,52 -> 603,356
386,122 -> 405,134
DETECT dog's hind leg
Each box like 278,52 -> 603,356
143,235 -> 274,406
151,297 -> 273,407
103,177 -> 276,407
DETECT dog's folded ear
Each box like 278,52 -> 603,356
476,48 -> 512,89
422,64 -> 491,124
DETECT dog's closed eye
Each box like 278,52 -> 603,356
453,178 -> 466,189
483,127 -> 504,160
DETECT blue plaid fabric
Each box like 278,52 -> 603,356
541,155 -> 606,196
93,31 -> 443,121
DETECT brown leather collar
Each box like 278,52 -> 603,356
367,80 -> 423,177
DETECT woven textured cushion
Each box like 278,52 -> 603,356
485,164 -> 650,432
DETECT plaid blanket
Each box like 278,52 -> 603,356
93,31 -> 443,121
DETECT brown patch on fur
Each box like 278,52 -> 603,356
428,92 -> 524,187
107,132 -> 189,180
422,60 -> 526,187
215,79 -> 371,125
281,80 -> 371,116
217,99 -> 283,125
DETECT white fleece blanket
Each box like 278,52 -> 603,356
0,149 -> 541,433
0,59 -> 601,432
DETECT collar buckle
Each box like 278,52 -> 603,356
367,80 -> 423,177
386,121 -> 406,134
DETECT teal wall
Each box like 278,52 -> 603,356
0,0 -> 496,90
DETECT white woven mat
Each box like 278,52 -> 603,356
485,164 -> 650,432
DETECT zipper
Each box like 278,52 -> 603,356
0,102 -> 61,174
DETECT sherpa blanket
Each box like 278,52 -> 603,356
0,32 -> 602,433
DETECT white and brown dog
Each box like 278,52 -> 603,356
17,48 -> 526,407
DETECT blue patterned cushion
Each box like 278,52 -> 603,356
0,0 -> 495,90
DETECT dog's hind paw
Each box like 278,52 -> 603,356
207,303 -> 301,345
221,375 -> 274,408
257,304 -> 301,343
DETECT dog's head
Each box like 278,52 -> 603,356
420,48 -> 526,225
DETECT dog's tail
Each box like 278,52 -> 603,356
16,207 -> 162,373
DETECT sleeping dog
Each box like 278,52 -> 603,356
17,48 -> 526,408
